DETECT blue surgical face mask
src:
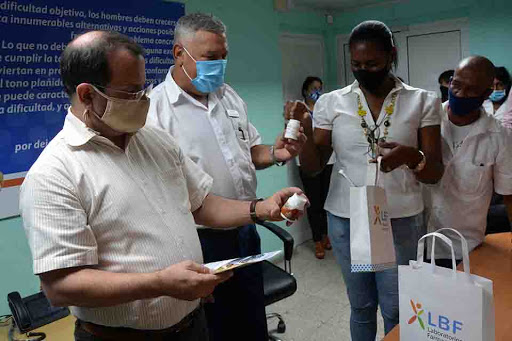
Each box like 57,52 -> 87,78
489,89 -> 506,103
448,87 -> 486,116
181,46 -> 227,94
308,89 -> 322,102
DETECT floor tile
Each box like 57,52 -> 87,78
268,240 -> 388,341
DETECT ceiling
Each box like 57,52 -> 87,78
290,0 -> 403,12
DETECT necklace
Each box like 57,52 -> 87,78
357,92 -> 398,158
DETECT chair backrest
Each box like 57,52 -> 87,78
256,221 -> 294,273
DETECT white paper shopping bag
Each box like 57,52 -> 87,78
343,157 -> 396,272
399,229 -> 495,341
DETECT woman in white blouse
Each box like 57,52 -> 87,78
483,66 -> 511,121
288,21 -> 444,340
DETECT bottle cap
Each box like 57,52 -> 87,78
284,193 -> 308,210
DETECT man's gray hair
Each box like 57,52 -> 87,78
174,13 -> 226,44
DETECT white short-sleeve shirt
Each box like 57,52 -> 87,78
426,103 -> 512,258
314,78 -> 441,218
295,110 -> 336,167
147,68 -> 261,202
20,112 -> 213,330
483,99 -> 507,122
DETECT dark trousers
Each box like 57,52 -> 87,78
74,308 -> 209,341
486,193 -> 511,234
433,258 -> 462,269
197,225 -> 267,341
299,164 -> 333,242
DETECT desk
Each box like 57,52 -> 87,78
0,315 -> 75,340
383,232 -> 512,340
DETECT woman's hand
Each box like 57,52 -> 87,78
378,142 -> 422,172
284,101 -> 310,124
274,127 -> 307,162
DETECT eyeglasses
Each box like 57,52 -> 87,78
90,83 -> 153,100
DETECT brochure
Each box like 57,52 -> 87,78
204,251 -> 282,274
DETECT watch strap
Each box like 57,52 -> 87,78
250,198 -> 265,224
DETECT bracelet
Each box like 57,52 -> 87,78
410,150 -> 426,173
250,198 -> 265,224
270,145 -> 286,167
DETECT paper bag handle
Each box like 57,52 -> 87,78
338,169 -> 356,187
375,156 -> 382,186
415,232 -> 457,274
431,228 -> 471,275
339,157 -> 382,187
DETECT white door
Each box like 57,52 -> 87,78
279,33 -> 325,245
279,34 -> 325,101
406,31 -> 461,94
337,18 -> 469,97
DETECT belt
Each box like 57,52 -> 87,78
78,306 -> 202,340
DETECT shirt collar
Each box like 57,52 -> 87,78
164,67 -> 183,105
441,103 -> 500,146
163,66 -> 227,107
345,74 -> 405,96
62,109 -> 100,147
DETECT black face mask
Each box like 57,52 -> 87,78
440,86 -> 449,102
353,68 -> 390,93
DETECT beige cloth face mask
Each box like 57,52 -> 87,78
84,84 -> 151,133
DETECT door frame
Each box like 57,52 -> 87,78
336,18 -> 469,87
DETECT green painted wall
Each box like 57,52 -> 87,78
469,1 -> 512,71
0,217 -> 40,315
329,0 -> 512,77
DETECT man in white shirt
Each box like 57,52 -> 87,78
427,56 -> 512,266
20,30 -> 304,341
147,13 -> 306,341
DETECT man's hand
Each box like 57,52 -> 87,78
156,261 -> 232,301
274,127 -> 307,162
255,187 -> 309,226
378,142 -> 422,172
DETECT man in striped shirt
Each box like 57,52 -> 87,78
20,30 -> 304,340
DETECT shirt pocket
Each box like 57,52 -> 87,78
157,167 -> 190,214
447,162 -> 492,197
226,110 -> 252,158
227,115 -> 249,143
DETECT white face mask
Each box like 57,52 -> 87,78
84,84 -> 151,133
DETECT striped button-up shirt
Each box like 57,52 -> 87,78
20,111 -> 213,330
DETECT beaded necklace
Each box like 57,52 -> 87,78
357,92 -> 398,158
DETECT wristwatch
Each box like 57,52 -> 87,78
250,198 -> 265,224
270,145 -> 286,167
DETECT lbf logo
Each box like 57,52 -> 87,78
373,205 -> 389,226
408,300 -> 425,329
408,299 -> 464,334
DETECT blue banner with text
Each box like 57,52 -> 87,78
0,0 -> 184,218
